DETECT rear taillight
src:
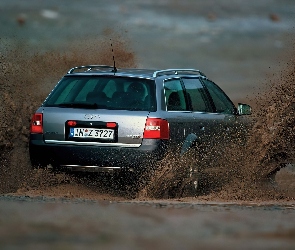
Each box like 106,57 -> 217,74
143,118 -> 169,139
67,120 -> 77,126
30,113 -> 43,134
106,122 -> 117,128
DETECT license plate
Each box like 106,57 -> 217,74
69,128 -> 114,139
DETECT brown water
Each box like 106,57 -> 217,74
0,35 -> 294,202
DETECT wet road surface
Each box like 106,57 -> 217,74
0,195 -> 294,250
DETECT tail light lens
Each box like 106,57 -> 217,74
30,113 -> 43,134
67,120 -> 77,126
143,118 -> 169,139
106,122 -> 117,128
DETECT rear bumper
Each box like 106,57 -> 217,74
29,134 -> 168,171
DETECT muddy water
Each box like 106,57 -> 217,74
0,35 -> 295,202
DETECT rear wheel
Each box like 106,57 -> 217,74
138,147 -> 200,199
30,155 -> 47,169
178,148 -> 200,197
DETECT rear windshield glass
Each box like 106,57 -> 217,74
43,76 -> 157,111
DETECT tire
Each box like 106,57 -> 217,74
140,147 -> 200,199
30,155 -> 47,169
178,148 -> 200,197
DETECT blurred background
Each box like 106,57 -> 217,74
1,0 -> 294,103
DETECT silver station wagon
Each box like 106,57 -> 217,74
29,65 -> 251,190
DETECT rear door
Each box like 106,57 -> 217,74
180,77 -> 227,145
163,78 -> 209,145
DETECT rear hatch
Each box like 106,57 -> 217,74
42,107 -> 150,146
39,74 -> 157,146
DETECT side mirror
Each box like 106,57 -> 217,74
237,103 -> 252,115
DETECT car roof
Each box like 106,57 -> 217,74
66,65 -> 206,79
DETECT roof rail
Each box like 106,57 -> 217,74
67,65 -> 116,74
153,69 -> 205,78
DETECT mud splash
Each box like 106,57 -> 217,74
217,53 -> 295,201
143,54 -> 295,201
225,56 -> 295,200
0,31 -> 137,194
0,33 -> 294,201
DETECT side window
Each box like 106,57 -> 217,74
164,79 -> 187,111
203,79 -> 235,114
182,78 -> 212,112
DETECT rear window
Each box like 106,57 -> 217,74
43,76 -> 156,111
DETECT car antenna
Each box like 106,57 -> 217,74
110,39 -> 117,74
